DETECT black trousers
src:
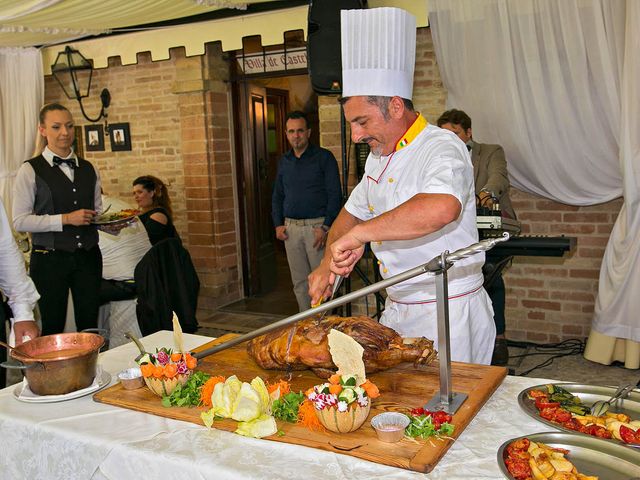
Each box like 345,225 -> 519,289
99,279 -> 136,305
0,300 -> 7,388
485,274 -> 506,335
483,253 -> 510,336
30,246 -> 102,335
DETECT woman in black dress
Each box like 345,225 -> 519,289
132,175 -> 178,245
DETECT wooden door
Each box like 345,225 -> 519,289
236,83 -> 276,296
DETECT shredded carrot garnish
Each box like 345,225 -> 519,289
199,376 -> 226,407
297,399 -> 325,432
267,379 -> 291,396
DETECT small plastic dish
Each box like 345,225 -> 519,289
117,367 -> 144,390
371,412 -> 410,443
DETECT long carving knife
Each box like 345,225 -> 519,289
284,274 -> 343,362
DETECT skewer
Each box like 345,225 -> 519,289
193,233 -> 510,360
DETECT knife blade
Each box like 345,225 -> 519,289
316,274 -> 343,322
285,275 -> 344,364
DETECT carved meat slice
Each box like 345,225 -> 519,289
247,315 -> 437,378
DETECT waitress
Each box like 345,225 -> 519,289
13,103 -> 103,336
132,175 -> 179,245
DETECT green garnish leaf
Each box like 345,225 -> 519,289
162,370 -> 211,408
404,414 -> 455,440
271,391 -> 305,423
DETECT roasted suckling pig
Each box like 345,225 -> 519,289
247,315 -> 437,377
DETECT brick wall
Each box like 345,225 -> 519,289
316,27 -> 623,343
44,43 -> 242,315
42,25 -> 622,339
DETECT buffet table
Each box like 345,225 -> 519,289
0,331 -> 552,480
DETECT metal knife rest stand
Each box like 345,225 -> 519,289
194,232 -> 510,415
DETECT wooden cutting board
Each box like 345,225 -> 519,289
94,334 -> 506,473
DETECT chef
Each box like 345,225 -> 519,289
308,7 -> 495,364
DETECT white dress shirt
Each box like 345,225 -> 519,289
12,146 -> 103,233
0,197 -> 39,325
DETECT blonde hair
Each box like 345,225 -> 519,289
33,103 -> 71,156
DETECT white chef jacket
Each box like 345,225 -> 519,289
0,197 -> 40,344
345,115 -> 495,364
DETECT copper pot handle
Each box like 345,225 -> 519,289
1,360 -> 37,370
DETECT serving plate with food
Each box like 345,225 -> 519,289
95,313 -> 506,473
518,383 -> 640,447
498,432 -> 640,480
92,208 -> 139,225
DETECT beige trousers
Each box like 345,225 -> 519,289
284,217 -> 325,311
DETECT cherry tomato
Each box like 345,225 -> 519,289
506,444 -> 530,460
553,409 -> 572,423
562,419 -> 582,431
528,389 -> 548,399
535,398 -> 561,410
540,407 -> 558,421
620,425 -> 640,444
505,457 -> 531,480
410,407 -> 425,416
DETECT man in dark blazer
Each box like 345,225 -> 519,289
437,109 -> 515,365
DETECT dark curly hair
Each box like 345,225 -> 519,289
132,175 -> 173,217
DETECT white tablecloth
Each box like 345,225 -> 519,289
0,331 -> 551,480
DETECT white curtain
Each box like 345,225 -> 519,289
429,0 -> 640,341
0,47 -> 43,217
592,1 -> 640,341
429,0 -> 625,205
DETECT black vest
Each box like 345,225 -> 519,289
28,155 -> 98,252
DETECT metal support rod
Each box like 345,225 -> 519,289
194,233 -> 510,360
436,252 -> 452,402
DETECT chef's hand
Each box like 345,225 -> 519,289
63,209 -> 97,226
308,259 -> 335,306
312,226 -> 327,250
14,320 -> 39,346
275,225 -> 288,241
330,230 -> 365,276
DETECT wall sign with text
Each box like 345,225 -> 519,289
238,47 -> 307,75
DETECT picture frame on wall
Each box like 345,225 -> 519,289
84,124 -> 105,152
73,126 -> 84,158
109,123 -> 132,151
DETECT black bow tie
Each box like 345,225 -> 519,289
466,144 -> 472,152
53,156 -> 77,169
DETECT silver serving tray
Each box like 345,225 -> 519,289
92,213 -> 137,225
518,383 -> 640,447
497,431 -> 640,479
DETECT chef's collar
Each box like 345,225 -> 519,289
43,146 -> 78,167
394,113 -> 428,152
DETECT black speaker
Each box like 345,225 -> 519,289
307,0 -> 366,95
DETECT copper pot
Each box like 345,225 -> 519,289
8,332 -> 105,396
